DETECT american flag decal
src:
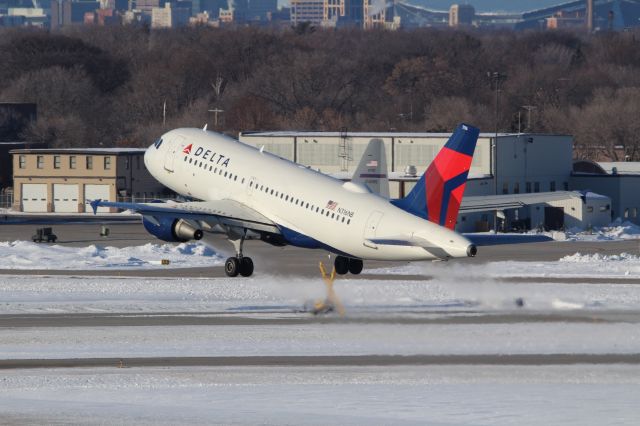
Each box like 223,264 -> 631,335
366,160 -> 378,167
326,200 -> 338,210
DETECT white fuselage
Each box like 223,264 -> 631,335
144,128 -> 473,261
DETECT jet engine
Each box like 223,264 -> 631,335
142,216 -> 203,242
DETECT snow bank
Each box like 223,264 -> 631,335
0,241 -> 223,270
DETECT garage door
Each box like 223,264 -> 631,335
84,184 -> 111,213
53,184 -> 79,213
22,183 -> 47,212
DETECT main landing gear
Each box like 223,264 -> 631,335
333,255 -> 363,275
224,229 -> 254,277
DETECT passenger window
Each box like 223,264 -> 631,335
341,217 -> 345,223
347,219 -> 351,225
331,213 -> 335,219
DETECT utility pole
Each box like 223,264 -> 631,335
521,105 -> 537,132
208,108 -> 224,128
162,99 -> 166,128
489,71 -> 507,232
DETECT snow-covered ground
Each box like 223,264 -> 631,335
561,220 -> 640,241
0,240 -> 223,269
2,235 -> 640,424
368,251 -> 640,279
3,321 -> 640,359
2,365 -> 639,426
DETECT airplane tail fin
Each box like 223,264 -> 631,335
352,138 -> 389,198
391,123 -> 480,230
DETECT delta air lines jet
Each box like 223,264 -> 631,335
92,124 -> 481,277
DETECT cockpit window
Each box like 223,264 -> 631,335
154,138 -> 163,149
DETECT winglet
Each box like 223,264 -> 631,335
203,124 -> 208,131
89,199 -> 101,215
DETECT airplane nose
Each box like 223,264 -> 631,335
467,244 -> 477,257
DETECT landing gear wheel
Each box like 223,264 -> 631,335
348,258 -> 363,275
225,257 -> 240,277
239,257 -> 254,277
334,256 -> 349,275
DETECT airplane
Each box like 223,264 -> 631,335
90,123 -> 531,277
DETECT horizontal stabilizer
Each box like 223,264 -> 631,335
464,234 -> 553,246
367,235 -> 450,259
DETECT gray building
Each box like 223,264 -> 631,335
572,160 -> 640,224
239,130 -> 607,232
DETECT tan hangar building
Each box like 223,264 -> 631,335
11,148 -> 166,213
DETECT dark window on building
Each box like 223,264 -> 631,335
54,156 -> 61,169
513,182 -> 519,194
37,155 -> 44,169
526,182 -> 531,193
502,182 -> 509,194
104,156 -> 111,170
563,182 -> 569,191
86,156 -> 93,169
534,182 -> 540,193
550,181 -> 556,192
69,156 -> 76,169
19,155 -> 26,169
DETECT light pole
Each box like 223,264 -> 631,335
488,71 -> 507,232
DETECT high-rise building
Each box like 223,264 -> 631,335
246,0 -> 277,22
151,2 -> 190,27
200,0 -> 227,18
290,0 -> 323,25
50,0 -> 100,29
449,3 -> 474,27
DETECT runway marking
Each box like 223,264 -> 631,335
2,354 -> 640,370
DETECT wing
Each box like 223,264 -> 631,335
90,199 -> 279,234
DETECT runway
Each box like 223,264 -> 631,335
2,219 -> 640,424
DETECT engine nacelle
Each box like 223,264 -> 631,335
142,216 -> 203,242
